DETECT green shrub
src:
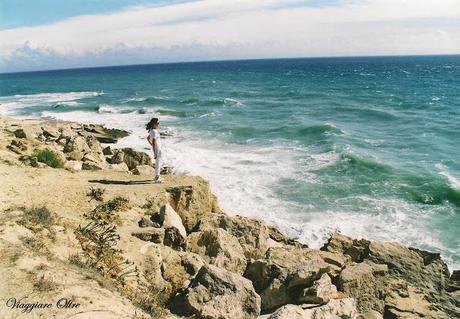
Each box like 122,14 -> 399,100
32,149 -> 64,168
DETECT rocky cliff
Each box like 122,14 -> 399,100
0,116 -> 458,319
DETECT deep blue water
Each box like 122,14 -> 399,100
1,55 -> 459,269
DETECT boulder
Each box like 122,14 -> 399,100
159,204 -> 187,238
321,232 -> 369,263
244,246 -> 346,311
64,160 -> 82,171
267,298 -> 359,319
210,214 -> 272,259
82,124 -> 129,143
102,146 -> 113,155
63,135 -> 88,153
166,181 -> 218,232
160,246 -> 205,294
82,153 -> 104,165
108,149 -> 124,164
384,278 -> 451,319
59,127 -> 77,140
108,162 -> 130,172
131,227 -> 165,244
299,273 -> 337,304
132,165 -> 155,176
41,125 -> 60,139
13,128 -> 35,139
106,149 -> 126,164
337,261 -> 388,313
173,264 -> 261,319
138,216 -> 160,228
19,155 -> 39,167
164,227 -> 187,251
82,161 -> 104,171
122,147 -> 152,170
187,228 -> 247,275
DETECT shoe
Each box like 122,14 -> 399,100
154,176 -> 164,183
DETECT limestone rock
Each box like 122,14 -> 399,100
164,227 -> 187,251
322,232 -> 369,262
102,146 -> 113,155
13,128 -> 35,139
82,161 -> 104,170
132,165 -> 155,176
41,125 -> 60,139
360,310 -> 384,319
338,261 -> 388,313
161,166 -> 174,175
174,264 -> 261,319
108,149 -> 124,164
187,228 -> 247,274
138,216 -> 160,228
63,135 -> 90,154
131,227 -> 165,244
82,124 -> 129,143
64,160 -> 82,171
244,246 -> 345,311
160,204 -> 187,238
122,147 -> 152,170
166,181 -> 217,232
108,162 -> 129,172
267,298 -> 359,319
299,273 -> 337,304
211,214 -> 272,259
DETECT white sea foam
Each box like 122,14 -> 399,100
223,97 -> 244,107
0,91 -> 102,115
436,163 -> 460,190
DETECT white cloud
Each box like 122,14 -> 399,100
1,0 -> 459,72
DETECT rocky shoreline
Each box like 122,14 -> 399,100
0,116 -> 458,319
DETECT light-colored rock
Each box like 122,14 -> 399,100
166,181 -> 219,232
132,165 -> 155,176
176,264 -> 261,319
160,204 -> 187,238
245,246 -> 345,311
41,125 -> 60,139
211,214 -> 272,259
299,273 -> 337,304
64,160 -> 82,171
122,147 -> 152,170
108,162 -> 129,172
267,298 -> 359,319
360,310 -> 383,319
187,228 -> 247,274
338,261 -> 387,313
81,161 -> 104,170
63,135 -> 90,154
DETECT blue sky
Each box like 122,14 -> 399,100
1,0 -> 459,72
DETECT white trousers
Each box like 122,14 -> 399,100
155,154 -> 162,177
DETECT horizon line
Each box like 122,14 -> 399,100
1,53 -> 459,76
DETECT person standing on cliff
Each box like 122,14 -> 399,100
146,117 -> 163,183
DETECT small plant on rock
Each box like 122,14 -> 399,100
85,196 -> 130,223
75,220 -> 138,285
86,187 -> 105,202
32,149 -> 64,168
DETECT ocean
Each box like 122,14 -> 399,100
1,55 -> 459,269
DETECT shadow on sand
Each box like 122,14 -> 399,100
88,179 -> 154,185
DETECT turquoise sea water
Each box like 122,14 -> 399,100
1,56 -> 459,269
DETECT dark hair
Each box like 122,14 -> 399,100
146,117 -> 159,130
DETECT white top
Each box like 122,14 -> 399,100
148,129 -> 162,153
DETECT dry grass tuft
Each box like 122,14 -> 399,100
33,275 -> 58,292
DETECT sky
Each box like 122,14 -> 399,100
0,0 -> 459,73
